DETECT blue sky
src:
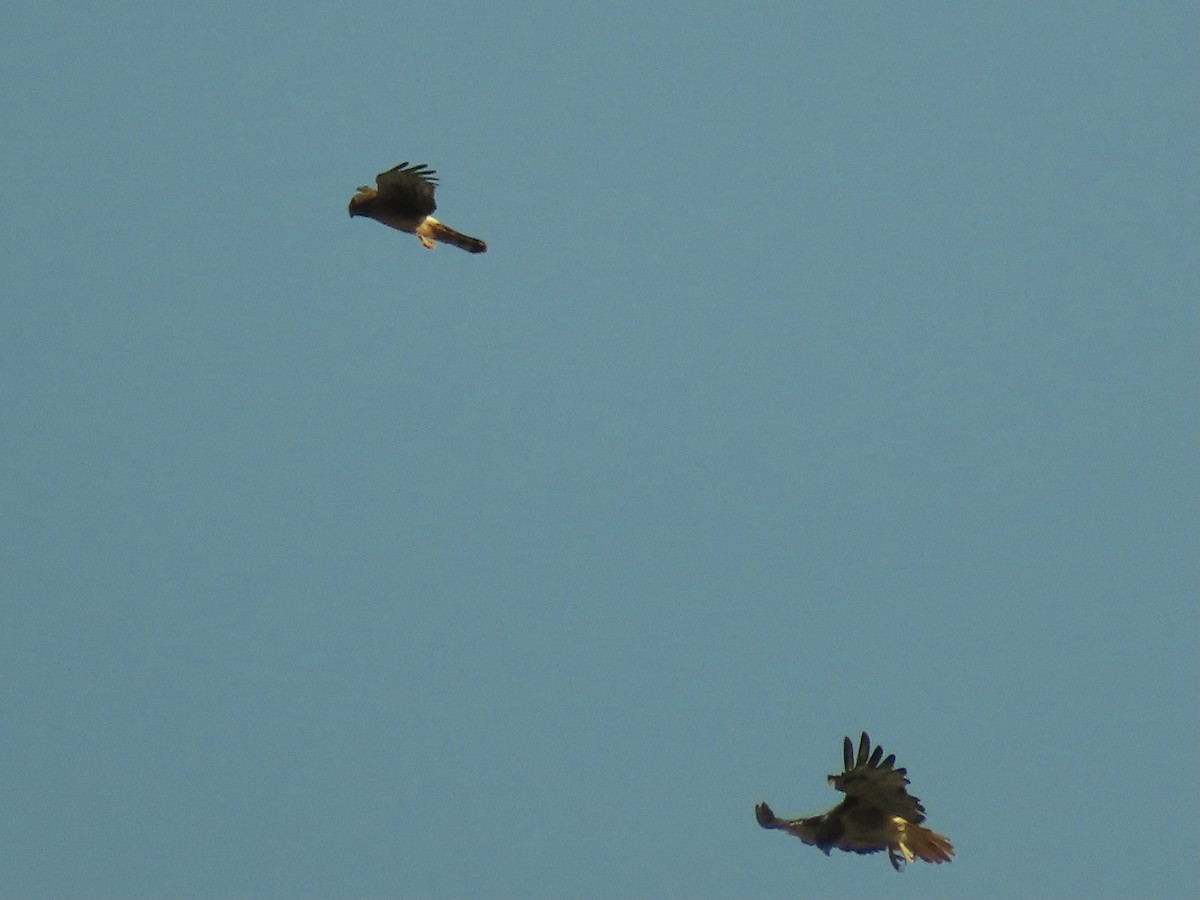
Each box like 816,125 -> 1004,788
2,3 -> 1197,898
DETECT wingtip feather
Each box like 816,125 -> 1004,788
857,732 -> 871,767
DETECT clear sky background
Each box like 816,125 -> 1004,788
2,3 -> 1197,899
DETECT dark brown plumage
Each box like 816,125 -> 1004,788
756,732 -> 954,871
348,162 -> 486,254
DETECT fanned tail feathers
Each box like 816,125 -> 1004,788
895,819 -> 955,865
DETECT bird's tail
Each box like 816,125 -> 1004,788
423,216 -> 488,253
894,819 -> 955,865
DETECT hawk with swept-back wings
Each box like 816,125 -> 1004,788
755,732 -> 954,871
349,162 -> 487,254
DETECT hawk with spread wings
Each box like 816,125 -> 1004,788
755,732 -> 954,871
349,162 -> 487,254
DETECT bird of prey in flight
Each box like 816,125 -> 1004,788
349,162 -> 487,254
755,732 -> 954,871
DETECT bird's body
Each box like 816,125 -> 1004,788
349,162 -> 486,254
756,733 -> 954,871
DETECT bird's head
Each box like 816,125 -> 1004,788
348,187 -> 373,218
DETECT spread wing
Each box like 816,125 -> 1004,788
374,162 -> 438,218
828,732 -> 927,824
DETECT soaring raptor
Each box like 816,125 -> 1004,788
349,162 -> 487,254
755,732 -> 954,871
